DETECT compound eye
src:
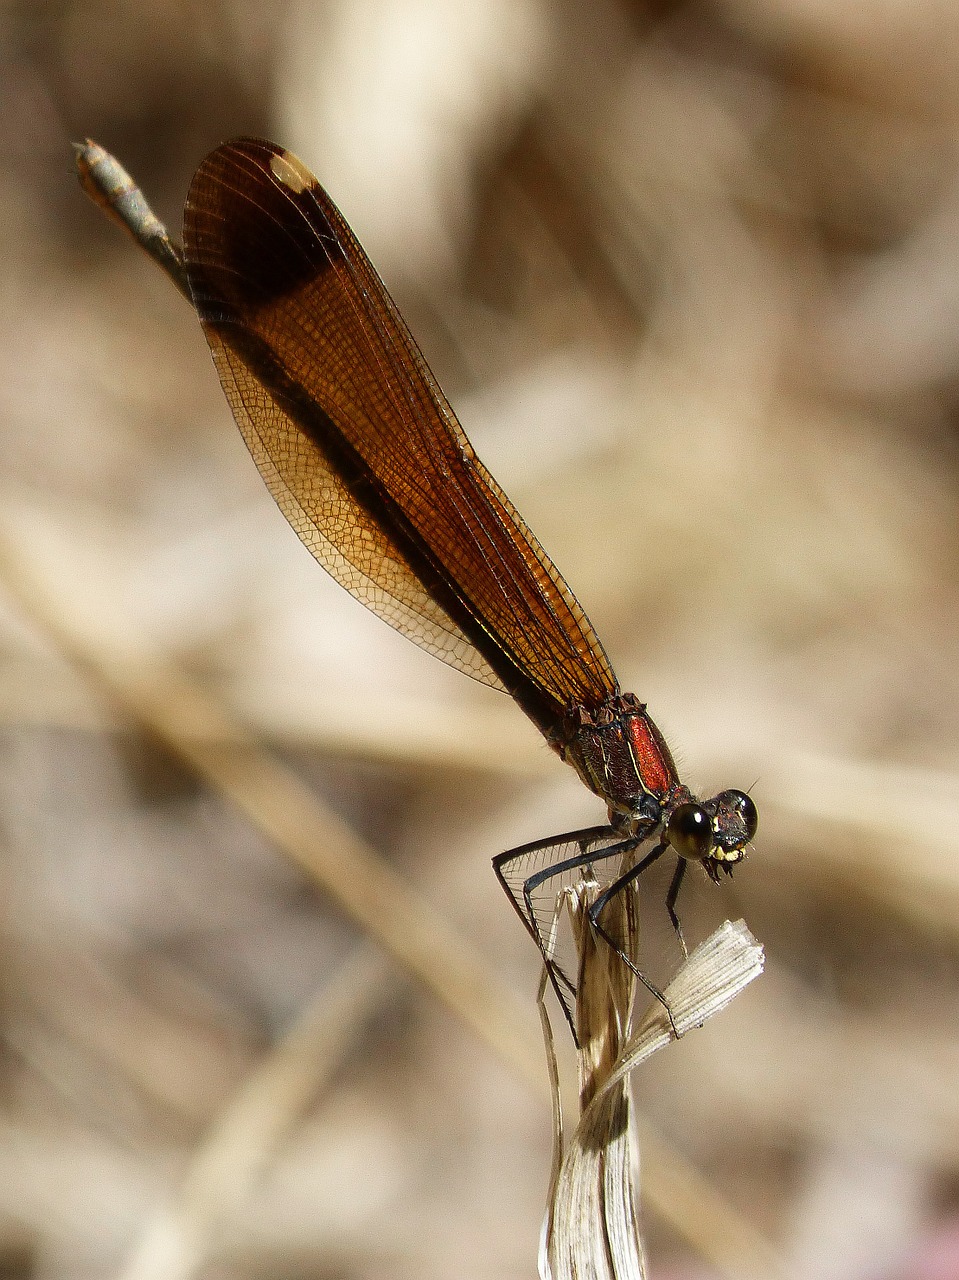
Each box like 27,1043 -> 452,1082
667,802 -> 713,861
726,789 -> 758,842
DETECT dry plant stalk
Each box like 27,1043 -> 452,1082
541,880 -> 764,1280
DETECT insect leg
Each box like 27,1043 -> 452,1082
665,857 -> 688,958
586,842 -> 680,1035
493,825 -> 626,948
493,826 -> 643,1038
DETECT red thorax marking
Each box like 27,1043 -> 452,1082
626,712 -> 672,798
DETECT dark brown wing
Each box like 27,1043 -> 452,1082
182,138 -> 617,736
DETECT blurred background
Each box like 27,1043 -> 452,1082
3,0 -> 959,1277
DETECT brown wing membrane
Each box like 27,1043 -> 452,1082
182,138 -> 617,736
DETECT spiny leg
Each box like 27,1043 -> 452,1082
521,838 -> 642,945
494,826 -> 644,949
666,856 -> 688,958
586,841 -> 680,1036
493,826 -> 645,1039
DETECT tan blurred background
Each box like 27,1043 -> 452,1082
3,0 -> 959,1277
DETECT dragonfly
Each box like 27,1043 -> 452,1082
181,138 -> 758,1035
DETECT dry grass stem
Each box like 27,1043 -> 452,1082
542,899 -> 764,1280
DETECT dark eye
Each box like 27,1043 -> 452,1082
726,789 -> 758,842
667,802 -> 712,861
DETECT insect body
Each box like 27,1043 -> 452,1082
183,138 -> 758,1034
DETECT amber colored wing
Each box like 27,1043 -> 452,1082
182,138 -> 617,737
